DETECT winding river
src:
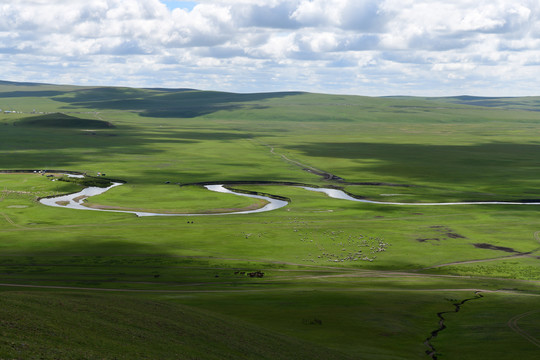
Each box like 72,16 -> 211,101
38,180 -> 540,217
39,183 -> 288,217
298,186 -> 540,206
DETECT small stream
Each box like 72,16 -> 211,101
424,292 -> 484,359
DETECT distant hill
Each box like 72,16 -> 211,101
0,80 -> 50,86
2,79 -> 540,114
384,94 -> 540,111
15,113 -> 114,129
429,95 -> 540,111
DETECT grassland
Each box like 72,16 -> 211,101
0,82 -> 539,359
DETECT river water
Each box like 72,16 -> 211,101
39,183 -> 288,217
299,186 -> 540,206
39,181 -> 540,218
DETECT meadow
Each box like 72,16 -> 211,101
0,81 -> 539,359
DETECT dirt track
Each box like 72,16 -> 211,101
266,144 -> 344,181
0,212 -> 27,229
419,253 -> 531,270
507,310 -> 540,348
0,282 -> 535,296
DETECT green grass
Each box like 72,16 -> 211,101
0,173 -> 81,197
1,82 -> 540,359
84,183 -> 266,213
430,292 -> 540,360
0,291 -> 352,360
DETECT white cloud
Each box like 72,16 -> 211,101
290,0 -> 386,31
0,0 -> 539,96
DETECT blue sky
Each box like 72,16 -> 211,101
162,1 -> 198,11
0,0 -> 538,96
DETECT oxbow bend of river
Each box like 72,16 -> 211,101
38,179 -> 540,217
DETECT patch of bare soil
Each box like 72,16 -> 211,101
417,238 -> 440,242
473,243 -> 519,253
446,232 -> 466,239
419,226 -> 467,243
429,225 -> 467,239
73,195 -> 88,203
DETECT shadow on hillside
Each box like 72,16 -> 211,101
430,96 -> 540,111
53,88 -> 304,118
0,239 -> 191,285
0,91 -> 68,98
135,166 -> 287,184
0,80 -> 47,87
147,129 -> 255,141
0,123 -> 258,169
287,141 -> 540,189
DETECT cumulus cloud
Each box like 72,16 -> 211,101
291,0 -> 387,31
0,0 -> 539,95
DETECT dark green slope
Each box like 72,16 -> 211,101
0,291 -> 351,360
16,113 -> 114,129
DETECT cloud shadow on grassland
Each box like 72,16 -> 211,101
0,124 -> 258,169
145,129 -> 256,141
0,90 -> 68,98
0,239 -> 199,285
286,141 -> 540,187
53,88 -> 304,118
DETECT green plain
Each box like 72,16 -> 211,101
0,83 -> 539,359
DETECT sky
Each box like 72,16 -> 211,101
0,0 -> 539,96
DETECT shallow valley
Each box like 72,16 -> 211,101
1,83 -> 539,359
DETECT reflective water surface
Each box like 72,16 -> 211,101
39,180 -> 540,218
299,186 -> 540,206
40,183 -> 288,217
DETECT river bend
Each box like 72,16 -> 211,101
39,181 -> 540,217
40,183 -> 288,217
